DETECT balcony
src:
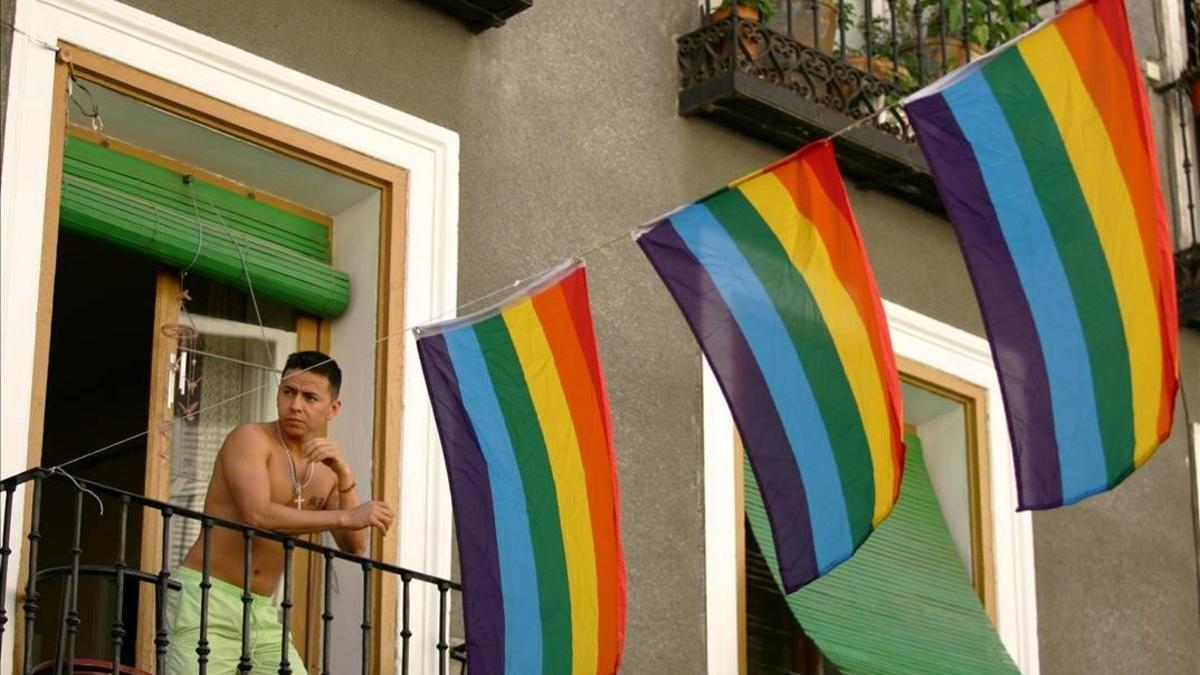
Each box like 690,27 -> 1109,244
0,468 -> 465,674
677,1 -> 1054,211
419,0 -> 532,32
680,0 -> 1200,328
1172,0 -> 1200,327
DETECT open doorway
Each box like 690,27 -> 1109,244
32,230 -> 156,666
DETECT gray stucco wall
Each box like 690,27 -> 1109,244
3,0 -> 1198,672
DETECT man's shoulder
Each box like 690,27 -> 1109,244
220,422 -> 274,455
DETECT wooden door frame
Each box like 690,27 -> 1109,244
16,43 -> 410,675
897,356 -> 997,623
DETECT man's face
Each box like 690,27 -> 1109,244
276,369 -> 341,438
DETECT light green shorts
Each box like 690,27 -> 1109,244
166,567 -> 306,675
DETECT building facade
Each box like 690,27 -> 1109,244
2,0 -> 1198,673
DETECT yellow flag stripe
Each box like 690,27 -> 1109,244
502,299 -> 599,675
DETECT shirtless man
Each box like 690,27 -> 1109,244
166,351 -> 395,674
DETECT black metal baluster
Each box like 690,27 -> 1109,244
197,519 -> 214,675
985,0 -> 995,49
810,0 -> 819,51
360,563 -> 372,675
155,508 -> 173,674
786,0 -> 793,38
278,540 -> 294,675
238,530 -> 254,673
110,497 -> 129,675
400,572 -> 412,675
865,0 -> 874,70
1178,87 -> 1198,247
962,0 -> 972,63
837,0 -> 846,57
889,0 -> 900,83
53,571 -> 70,675
437,582 -> 450,675
0,483 -> 15,655
321,551 -> 333,675
730,0 -> 741,65
63,489 -> 84,675
22,477 -> 43,675
937,0 -> 948,75
914,0 -> 926,84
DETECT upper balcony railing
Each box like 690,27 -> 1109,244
0,468 -> 465,675
680,0 -> 1200,327
677,0 -> 1056,210
1166,0 -> 1199,327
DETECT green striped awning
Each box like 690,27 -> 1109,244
745,431 -> 1019,674
59,136 -> 350,317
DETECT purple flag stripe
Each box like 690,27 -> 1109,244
638,221 -> 820,590
907,93 -> 1064,508
416,335 -> 506,673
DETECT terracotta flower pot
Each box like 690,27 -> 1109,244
902,36 -> 983,76
846,54 -> 909,83
786,0 -> 839,55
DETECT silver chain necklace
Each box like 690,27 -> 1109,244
276,421 -> 314,509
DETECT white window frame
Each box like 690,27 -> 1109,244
703,300 -> 1041,674
1,2 -> 459,673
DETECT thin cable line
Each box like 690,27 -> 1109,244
1,20 -> 59,52
188,179 -> 276,372
47,105 -> 905,473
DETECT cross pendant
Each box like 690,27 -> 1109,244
294,489 -> 304,510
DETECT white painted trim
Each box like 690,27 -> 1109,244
0,1 -> 459,672
1192,423 -> 1200,562
703,361 -> 738,675
702,301 -> 1041,675
883,301 -> 1039,675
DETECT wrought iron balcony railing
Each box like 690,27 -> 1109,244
1171,0 -> 1200,327
0,468 -> 464,675
678,0 -> 1057,211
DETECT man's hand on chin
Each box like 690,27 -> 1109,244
303,437 -> 354,487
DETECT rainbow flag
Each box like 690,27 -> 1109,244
638,140 -> 905,592
905,0 -> 1179,509
415,260 -> 625,675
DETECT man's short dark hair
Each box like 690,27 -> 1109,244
283,351 -> 342,398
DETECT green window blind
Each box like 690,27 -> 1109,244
59,136 -> 350,318
745,431 -> 1019,674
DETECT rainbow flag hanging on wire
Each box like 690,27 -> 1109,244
415,260 -> 625,675
638,140 -> 905,592
905,0 -> 1179,509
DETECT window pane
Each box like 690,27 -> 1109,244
164,276 -> 298,571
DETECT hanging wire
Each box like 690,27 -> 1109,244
65,62 -> 105,132
185,177 -> 276,372
1,19 -> 59,52
48,102 -> 906,474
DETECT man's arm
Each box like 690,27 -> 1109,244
220,425 -> 376,536
307,437 -> 391,555
324,483 -> 368,555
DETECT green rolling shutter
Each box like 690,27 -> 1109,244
745,431 -> 1019,674
59,136 -> 350,318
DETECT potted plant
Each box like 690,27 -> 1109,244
708,0 -> 775,62
908,0 -> 1036,73
710,0 -> 775,24
845,15 -> 915,91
